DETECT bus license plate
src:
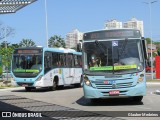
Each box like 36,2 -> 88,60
22,84 -> 28,87
109,90 -> 119,95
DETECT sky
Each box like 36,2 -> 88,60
0,0 -> 160,47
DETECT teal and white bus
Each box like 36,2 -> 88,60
11,47 -> 82,91
82,29 -> 147,102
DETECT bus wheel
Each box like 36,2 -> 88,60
25,87 -> 35,92
132,96 -> 143,102
50,80 -> 57,91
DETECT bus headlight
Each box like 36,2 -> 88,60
36,75 -> 43,81
137,74 -> 144,83
84,76 -> 91,86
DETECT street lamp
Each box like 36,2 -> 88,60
144,0 -> 158,80
44,0 -> 49,47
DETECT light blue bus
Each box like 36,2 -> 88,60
11,47 -> 82,91
82,29 -> 147,102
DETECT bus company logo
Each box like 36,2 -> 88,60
2,112 -> 11,117
112,83 -> 117,89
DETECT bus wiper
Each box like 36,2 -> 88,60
95,40 -> 109,65
118,38 -> 128,61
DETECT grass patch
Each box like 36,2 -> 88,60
0,85 -> 17,89
147,79 -> 160,82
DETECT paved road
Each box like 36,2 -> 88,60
0,83 -> 160,120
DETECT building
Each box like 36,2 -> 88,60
105,19 -> 122,29
123,18 -> 144,37
65,29 -> 83,49
104,18 -> 144,37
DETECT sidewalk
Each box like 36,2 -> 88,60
146,82 -> 160,85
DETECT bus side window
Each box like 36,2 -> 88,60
74,55 -> 82,67
78,55 -> 82,67
74,55 -> 78,67
44,52 -> 52,73
52,53 -> 59,67
67,54 -> 73,68
60,54 -> 65,67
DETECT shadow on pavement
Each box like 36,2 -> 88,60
0,95 -> 56,120
76,96 -> 143,106
11,85 -> 80,93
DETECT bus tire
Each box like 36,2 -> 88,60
50,80 -> 57,91
25,87 -> 32,92
132,96 -> 143,102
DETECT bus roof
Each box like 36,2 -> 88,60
14,47 -> 82,55
43,47 -> 82,55
83,28 -> 140,34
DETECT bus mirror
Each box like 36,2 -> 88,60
142,37 -> 148,60
77,42 -> 82,52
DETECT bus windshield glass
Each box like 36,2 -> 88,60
12,52 -> 42,78
83,39 -> 144,74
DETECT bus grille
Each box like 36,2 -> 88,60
17,83 -> 34,86
92,81 -> 133,89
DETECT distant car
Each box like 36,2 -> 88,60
145,66 -> 155,73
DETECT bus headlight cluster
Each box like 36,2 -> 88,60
84,76 -> 91,86
36,75 -> 43,81
137,74 -> 144,83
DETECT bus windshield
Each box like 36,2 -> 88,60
83,38 -> 144,74
12,54 -> 42,78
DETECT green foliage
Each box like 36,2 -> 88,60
0,41 -> 19,71
48,35 -> 66,48
0,39 -> 36,72
145,38 -> 151,44
19,39 -> 36,47
0,67 -> 2,75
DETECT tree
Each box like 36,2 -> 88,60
19,39 -> 36,47
145,38 -> 151,44
48,35 -> 66,48
0,42 -> 16,71
0,23 -> 15,41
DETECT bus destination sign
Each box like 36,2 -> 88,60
16,49 -> 41,54
83,29 -> 141,40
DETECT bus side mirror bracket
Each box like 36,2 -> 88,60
77,41 -> 82,52
141,37 -> 148,60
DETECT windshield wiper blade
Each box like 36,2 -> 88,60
118,38 -> 128,60
95,40 -> 109,65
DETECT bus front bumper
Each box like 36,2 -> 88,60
83,83 -> 146,99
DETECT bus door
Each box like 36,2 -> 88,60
44,52 -> 53,86
65,53 -> 74,84
73,55 -> 82,83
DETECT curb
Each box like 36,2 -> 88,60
146,82 -> 160,85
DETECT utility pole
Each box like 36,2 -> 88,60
143,0 -> 158,80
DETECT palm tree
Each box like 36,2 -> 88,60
19,39 -> 36,47
48,35 -> 66,48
